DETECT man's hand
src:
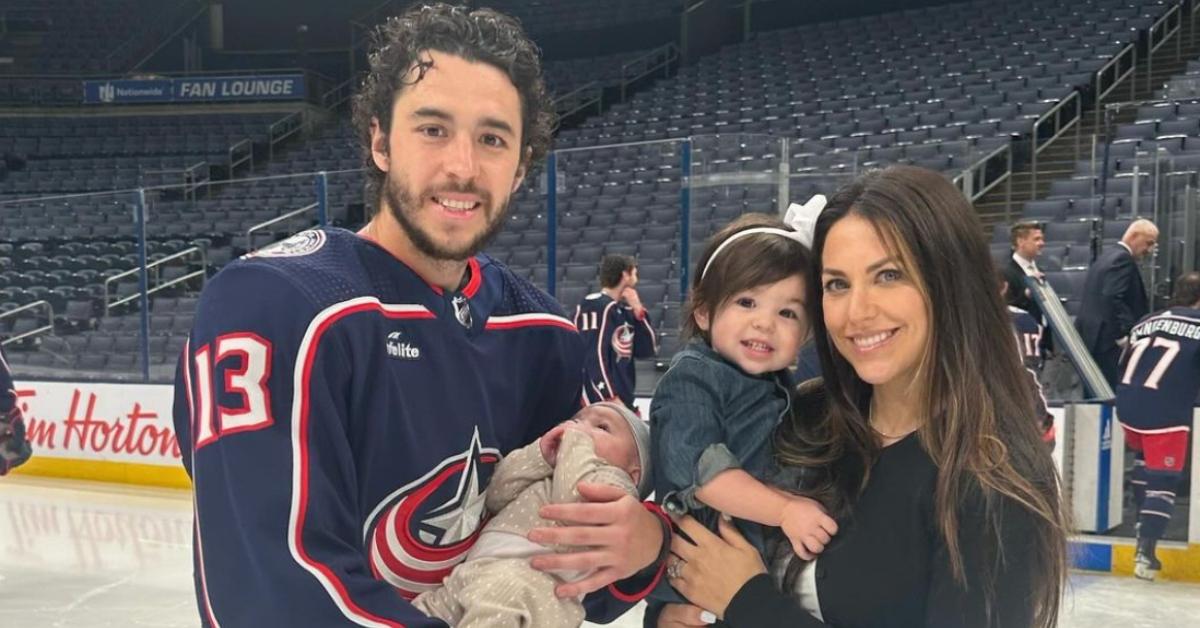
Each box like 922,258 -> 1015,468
528,482 -> 665,597
621,287 -> 646,317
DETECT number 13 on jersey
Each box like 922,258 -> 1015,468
186,333 -> 276,449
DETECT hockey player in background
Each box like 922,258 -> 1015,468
575,254 -> 657,410
0,347 -> 32,475
1116,271 -> 1200,581
999,270 -> 1054,446
172,5 -> 669,626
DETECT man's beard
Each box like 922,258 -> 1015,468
382,174 -> 510,262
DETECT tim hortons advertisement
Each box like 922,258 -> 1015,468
14,381 -> 180,466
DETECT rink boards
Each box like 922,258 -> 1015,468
1064,404 -> 1200,583
8,380 -> 190,489
9,384 -> 1200,581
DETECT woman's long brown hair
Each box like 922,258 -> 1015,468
776,165 -> 1068,627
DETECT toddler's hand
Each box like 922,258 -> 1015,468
780,497 -> 838,561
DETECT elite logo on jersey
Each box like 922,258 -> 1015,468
612,323 -> 635,360
386,330 -> 422,360
364,428 -> 500,598
246,229 -> 327,259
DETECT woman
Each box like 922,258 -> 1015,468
658,166 -> 1068,628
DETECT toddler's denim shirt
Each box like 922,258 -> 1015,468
649,340 -> 793,542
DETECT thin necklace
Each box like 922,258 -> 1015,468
869,401 -> 916,439
870,423 -> 914,439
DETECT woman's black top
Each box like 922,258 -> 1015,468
723,432 -> 1039,628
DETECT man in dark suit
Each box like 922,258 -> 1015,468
1003,222 -> 1049,353
1074,219 -> 1159,391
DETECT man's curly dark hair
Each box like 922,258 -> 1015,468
351,3 -> 556,212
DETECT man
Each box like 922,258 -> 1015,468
1003,221 -> 1047,321
172,6 -> 668,626
1003,222 -> 1052,357
999,270 -> 1045,373
1075,219 -> 1158,391
575,254 -> 657,410
999,270 -> 1054,445
1116,272 -> 1200,581
0,347 -> 32,475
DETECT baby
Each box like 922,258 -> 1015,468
413,401 -> 651,628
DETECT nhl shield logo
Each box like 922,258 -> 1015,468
452,295 -> 472,329
364,428 -> 500,597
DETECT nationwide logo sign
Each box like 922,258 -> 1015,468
83,74 -> 306,104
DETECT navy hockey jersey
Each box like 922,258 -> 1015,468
1116,306 -> 1200,431
173,229 -> 641,626
0,348 -> 14,416
0,347 -> 32,475
1008,305 -> 1043,371
574,292 -> 657,408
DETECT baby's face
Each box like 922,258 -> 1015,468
567,406 -> 639,476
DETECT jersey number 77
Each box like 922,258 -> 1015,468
1121,337 -> 1181,390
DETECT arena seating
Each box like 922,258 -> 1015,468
538,0 -> 1175,347
0,114 -> 285,197
999,15 -> 1199,314
0,0 -> 1186,378
0,0 -> 175,76
482,0 -> 678,34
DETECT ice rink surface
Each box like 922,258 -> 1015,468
2,476 -> 1196,628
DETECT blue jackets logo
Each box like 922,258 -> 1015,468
387,330 -> 421,360
365,429 -> 500,596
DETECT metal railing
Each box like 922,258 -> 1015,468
957,141 -> 1012,205
103,247 -> 207,314
554,82 -> 604,119
103,0 -> 206,72
619,43 -> 679,101
184,161 -> 209,201
321,78 -> 355,111
245,203 -> 319,253
269,111 -> 306,160
0,300 -> 53,347
139,160 -> 209,201
1095,43 -> 1137,129
229,138 -> 253,172
1146,2 -> 1184,94
1031,91 -> 1082,196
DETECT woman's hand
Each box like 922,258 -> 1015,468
658,603 -> 717,627
667,514 -> 767,621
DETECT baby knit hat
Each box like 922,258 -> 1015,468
592,401 -> 652,499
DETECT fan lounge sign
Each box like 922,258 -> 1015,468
84,74 -> 305,104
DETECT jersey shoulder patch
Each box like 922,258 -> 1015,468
243,229 -> 327,259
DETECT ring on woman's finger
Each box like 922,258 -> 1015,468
667,556 -> 686,579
